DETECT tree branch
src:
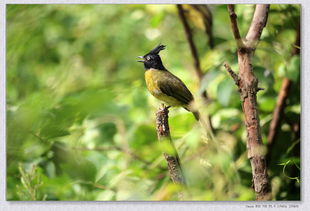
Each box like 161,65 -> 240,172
156,104 -> 186,200
224,63 -> 240,86
71,146 -> 166,170
226,4 -> 271,200
177,4 -> 203,79
246,5 -> 270,48
227,5 -> 244,48
177,4 -> 214,132
267,78 -> 291,144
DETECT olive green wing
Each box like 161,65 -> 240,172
157,72 -> 194,106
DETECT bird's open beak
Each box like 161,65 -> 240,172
137,56 -> 144,62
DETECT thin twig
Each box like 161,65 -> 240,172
227,5 -> 244,48
177,4 -> 203,79
72,146 -> 166,171
224,63 -> 240,86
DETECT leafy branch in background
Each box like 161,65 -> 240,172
225,4 -> 271,200
278,160 -> 300,184
267,19 -> 300,145
176,4 -> 214,133
17,164 -> 46,200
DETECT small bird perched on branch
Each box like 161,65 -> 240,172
137,44 -> 199,120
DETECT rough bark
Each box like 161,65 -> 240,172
155,104 -> 186,200
225,4 -> 271,200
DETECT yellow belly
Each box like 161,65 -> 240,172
145,69 -> 183,106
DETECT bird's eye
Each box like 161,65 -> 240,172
146,56 -> 151,61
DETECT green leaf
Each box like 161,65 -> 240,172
97,122 -> 117,144
60,158 -> 97,182
199,69 -> 221,95
286,55 -> 300,82
45,161 -> 56,178
217,78 -> 235,106
128,124 -> 157,149
96,190 -> 115,201
253,66 -> 274,87
169,113 -> 195,138
259,96 -> 276,112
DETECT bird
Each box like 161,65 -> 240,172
137,44 -> 199,120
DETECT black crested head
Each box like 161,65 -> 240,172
149,44 -> 166,54
137,44 -> 167,71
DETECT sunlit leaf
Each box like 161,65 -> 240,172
286,55 -> 300,82
217,78 -> 235,106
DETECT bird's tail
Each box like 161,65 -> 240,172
184,105 -> 200,121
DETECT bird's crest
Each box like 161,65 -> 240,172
148,44 -> 166,55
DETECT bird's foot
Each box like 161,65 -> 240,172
160,104 -> 170,113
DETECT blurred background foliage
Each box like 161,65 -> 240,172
6,4 -> 300,201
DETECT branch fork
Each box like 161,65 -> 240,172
224,63 -> 240,86
226,4 -> 271,200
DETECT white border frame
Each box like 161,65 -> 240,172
1,1 -> 309,210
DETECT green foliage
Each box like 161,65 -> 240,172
17,164 -> 47,200
6,4 -> 300,201
217,79 -> 235,106
286,56 -> 300,82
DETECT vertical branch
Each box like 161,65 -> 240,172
156,104 -> 186,200
227,5 -> 244,48
267,78 -> 291,144
177,4 -> 214,132
246,5 -> 270,48
225,4 -> 271,200
177,4 -> 203,80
